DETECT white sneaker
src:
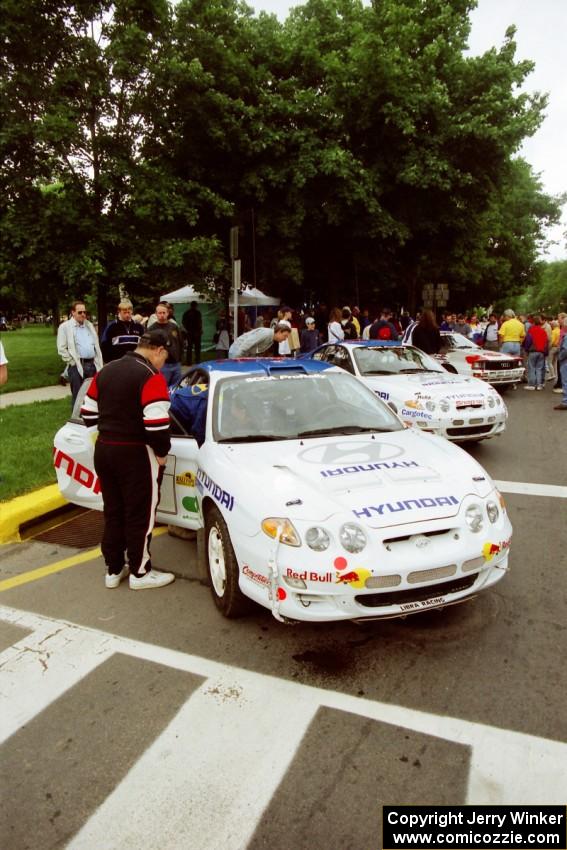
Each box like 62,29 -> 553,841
105,566 -> 129,589
129,569 -> 175,590
552,388 -> 563,394
523,386 -> 535,391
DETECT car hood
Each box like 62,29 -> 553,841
360,371 -> 494,401
214,429 -> 494,529
451,350 -> 520,362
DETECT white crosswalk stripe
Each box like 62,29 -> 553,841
1,604 -> 566,850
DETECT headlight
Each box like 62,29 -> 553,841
261,517 -> 301,547
487,501 -> 499,523
487,396 -> 495,408
439,398 -> 450,412
305,526 -> 331,551
339,523 -> 367,553
465,504 -> 483,533
425,400 -> 436,412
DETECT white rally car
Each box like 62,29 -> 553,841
308,340 -> 507,442
437,332 -> 525,389
54,358 -> 511,623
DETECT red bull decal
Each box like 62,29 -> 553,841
335,567 -> 371,588
286,568 -> 334,583
482,541 -> 502,562
53,448 -> 101,494
482,539 -> 511,562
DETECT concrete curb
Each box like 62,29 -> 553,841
0,485 -> 68,544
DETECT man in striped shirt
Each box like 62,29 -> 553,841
81,330 -> 176,590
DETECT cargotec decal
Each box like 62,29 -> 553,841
353,495 -> 459,518
53,448 -> 101,494
243,565 -> 269,587
196,468 -> 234,511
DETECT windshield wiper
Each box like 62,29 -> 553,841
297,425 -> 393,437
217,434 -> 283,443
399,367 -> 442,374
362,370 -> 394,375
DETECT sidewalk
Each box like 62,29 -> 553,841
0,385 -> 70,408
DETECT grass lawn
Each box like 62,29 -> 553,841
0,398 -> 70,501
0,326 -> 62,393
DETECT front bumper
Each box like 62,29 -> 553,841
274,559 -> 507,622
471,367 -> 525,385
237,513 -> 512,622
406,412 -> 507,442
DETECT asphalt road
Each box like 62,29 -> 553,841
0,384 -> 566,850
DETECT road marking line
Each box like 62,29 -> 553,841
67,678 -> 318,850
0,620 -> 114,745
1,605 -> 566,809
0,548 -> 102,593
495,480 -> 567,499
0,527 -> 168,593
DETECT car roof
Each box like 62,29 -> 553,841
191,357 -> 334,377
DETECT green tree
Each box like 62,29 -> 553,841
1,0 -> 230,326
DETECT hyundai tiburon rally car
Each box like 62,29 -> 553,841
307,340 -> 508,443
54,359 -> 511,623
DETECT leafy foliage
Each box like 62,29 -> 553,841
0,0 -> 564,320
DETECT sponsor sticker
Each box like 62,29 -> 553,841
197,468 -> 234,511
353,495 -> 459,519
176,471 -> 196,487
320,460 -> 421,478
401,408 -> 433,419
243,565 -> 269,587
53,448 -> 101,494
482,538 -> 511,561
182,495 -> 199,513
400,596 -> 446,612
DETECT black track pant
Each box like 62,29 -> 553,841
94,441 -> 162,577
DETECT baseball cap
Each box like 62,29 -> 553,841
277,319 -> 292,330
140,329 -> 172,348
305,316 -> 315,325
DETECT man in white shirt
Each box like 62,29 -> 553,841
57,301 -> 103,405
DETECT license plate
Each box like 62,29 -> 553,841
400,595 -> 447,612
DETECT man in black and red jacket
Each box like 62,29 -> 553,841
81,329 -> 176,590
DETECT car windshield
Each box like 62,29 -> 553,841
442,333 -> 479,350
212,370 -> 403,443
353,345 -> 445,376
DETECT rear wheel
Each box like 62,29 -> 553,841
205,505 -> 251,618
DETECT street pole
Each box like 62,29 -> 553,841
230,226 -> 240,340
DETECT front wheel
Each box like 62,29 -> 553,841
205,505 -> 251,618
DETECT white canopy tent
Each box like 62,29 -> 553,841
160,284 -> 280,306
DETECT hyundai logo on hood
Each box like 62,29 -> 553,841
298,440 -> 404,466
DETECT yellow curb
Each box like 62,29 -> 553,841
0,484 -> 68,544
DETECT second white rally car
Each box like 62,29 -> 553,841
54,358 -> 511,623
308,340 -> 507,442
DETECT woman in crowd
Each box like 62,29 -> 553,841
411,309 -> 441,355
